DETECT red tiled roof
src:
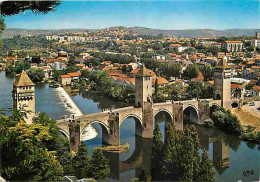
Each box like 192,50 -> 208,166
40,66 -> 50,70
170,44 -> 181,47
253,86 -> 260,91
106,71 -> 127,77
153,77 -> 169,85
225,41 -> 242,43
131,68 -> 156,77
194,72 -> 204,80
60,75 -> 71,78
46,58 -> 59,63
208,80 -> 214,85
231,84 -> 242,89
6,57 -> 17,60
67,72 -> 81,77
76,64 -> 85,67
249,80 -> 257,85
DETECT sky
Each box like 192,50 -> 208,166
3,0 -> 260,30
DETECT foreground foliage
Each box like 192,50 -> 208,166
0,110 -> 110,181
0,111 -> 64,181
151,123 -> 215,181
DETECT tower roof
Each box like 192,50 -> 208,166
215,58 -> 230,69
136,65 -> 153,77
13,71 -> 35,86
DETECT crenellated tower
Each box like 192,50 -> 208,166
135,65 -> 153,108
214,57 -> 232,109
12,71 -> 35,123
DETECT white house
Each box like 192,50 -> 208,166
251,86 -> 260,97
169,44 -> 188,52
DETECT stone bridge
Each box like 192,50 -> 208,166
56,98 -> 221,152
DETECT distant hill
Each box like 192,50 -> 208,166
2,27 -> 260,38
1,28 -> 90,38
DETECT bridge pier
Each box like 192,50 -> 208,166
69,120 -> 81,153
142,102 -> 154,138
108,112 -> 120,146
173,103 -> 183,130
198,100 -> 211,124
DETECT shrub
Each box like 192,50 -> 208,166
203,118 -> 214,127
241,125 -> 260,144
211,107 -> 242,136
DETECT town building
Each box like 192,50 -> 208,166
251,86 -> 260,97
222,41 -> 244,52
169,44 -> 188,52
59,75 -> 71,86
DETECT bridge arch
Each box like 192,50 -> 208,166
59,129 -> 70,140
154,108 -> 173,120
183,104 -> 199,124
81,120 -> 110,145
154,108 -> 174,141
120,114 -> 143,136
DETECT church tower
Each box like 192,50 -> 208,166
135,65 -> 153,107
12,71 -> 35,123
214,57 -> 232,109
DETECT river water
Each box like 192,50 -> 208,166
0,71 -> 259,181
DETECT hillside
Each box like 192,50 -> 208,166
2,27 -> 260,38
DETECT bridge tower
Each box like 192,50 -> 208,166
214,57 -> 232,109
12,71 -> 35,123
135,65 -> 153,108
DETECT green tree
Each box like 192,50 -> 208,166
5,61 -> 14,75
183,64 -> 199,80
14,61 -> 31,74
154,78 -> 159,96
199,65 -> 214,81
72,142 -> 92,179
33,112 -> 74,175
197,149 -> 215,181
207,46 -> 220,56
1,1 -> 61,16
151,122 -> 163,180
150,124 -> 215,181
90,149 -> 110,179
121,65 -> 128,74
27,68 -> 45,82
0,112 -> 63,181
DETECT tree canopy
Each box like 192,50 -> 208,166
151,124 -> 215,181
1,1 -> 61,16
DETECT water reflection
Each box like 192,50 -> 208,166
70,91 -> 125,114
105,136 -> 152,181
105,121 -> 260,181
213,140 -> 230,176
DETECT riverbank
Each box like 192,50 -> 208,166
55,86 -> 98,140
230,101 -> 260,132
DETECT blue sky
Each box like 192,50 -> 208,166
4,0 -> 260,30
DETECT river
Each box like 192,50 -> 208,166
0,71 -> 259,181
